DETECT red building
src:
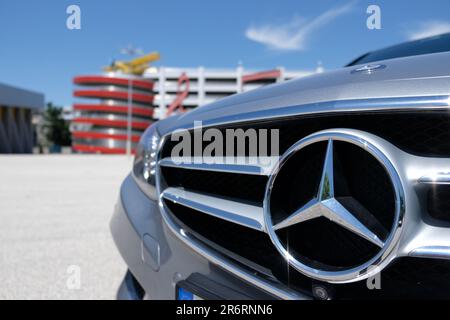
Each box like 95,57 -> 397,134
72,74 -> 155,154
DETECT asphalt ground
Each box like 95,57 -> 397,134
0,155 -> 132,299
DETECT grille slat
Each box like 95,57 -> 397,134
162,187 -> 266,231
159,156 -> 276,176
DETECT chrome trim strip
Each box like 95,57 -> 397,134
409,246 -> 450,260
161,187 -> 266,232
162,95 -> 450,133
159,157 -> 275,176
418,172 -> 450,185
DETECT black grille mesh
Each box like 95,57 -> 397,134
428,185 -> 450,223
162,111 -> 450,158
338,258 -> 450,299
276,111 -> 450,157
161,166 -> 268,204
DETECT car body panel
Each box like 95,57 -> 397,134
112,45 -> 450,299
158,51 -> 450,134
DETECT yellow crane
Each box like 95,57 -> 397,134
104,52 -> 160,75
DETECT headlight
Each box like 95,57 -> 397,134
132,123 -> 160,200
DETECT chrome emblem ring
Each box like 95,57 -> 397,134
263,130 -> 405,283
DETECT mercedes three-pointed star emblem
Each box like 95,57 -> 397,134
350,64 -> 386,74
272,139 -> 384,248
263,130 -> 405,283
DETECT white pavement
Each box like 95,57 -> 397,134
0,155 -> 132,299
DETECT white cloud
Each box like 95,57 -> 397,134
245,2 -> 354,51
407,21 -> 450,41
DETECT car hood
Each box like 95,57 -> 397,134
157,51 -> 450,135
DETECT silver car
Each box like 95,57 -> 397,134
111,33 -> 450,299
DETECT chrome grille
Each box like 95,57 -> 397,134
157,109 -> 450,298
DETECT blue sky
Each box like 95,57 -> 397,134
0,0 -> 449,106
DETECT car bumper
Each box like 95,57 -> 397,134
110,174 -> 305,300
